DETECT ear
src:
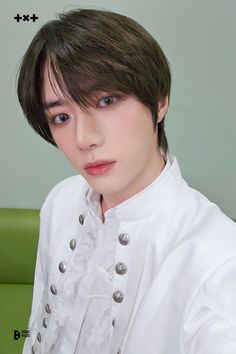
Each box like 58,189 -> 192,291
157,96 -> 169,123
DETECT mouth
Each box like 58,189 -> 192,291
84,160 -> 116,168
84,161 -> 116,176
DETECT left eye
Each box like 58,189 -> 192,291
98,95 -> 117,107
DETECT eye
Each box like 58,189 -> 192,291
49,113 -> 70,125
98,95 -> 117,107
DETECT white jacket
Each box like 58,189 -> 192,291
23,153 -> 236,354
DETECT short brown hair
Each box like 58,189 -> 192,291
17,8 -> 172,155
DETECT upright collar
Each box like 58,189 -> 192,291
86,153 -> 184,223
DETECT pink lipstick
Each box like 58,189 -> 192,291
85,162 -> 116,176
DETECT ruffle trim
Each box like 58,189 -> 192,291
29,213 -> 117,353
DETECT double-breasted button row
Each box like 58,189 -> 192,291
113,234 -> 130,309
33,219 -> 83,353
113,290 -> 124,303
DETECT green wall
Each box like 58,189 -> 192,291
1,0 -> 235,219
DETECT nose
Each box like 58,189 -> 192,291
74,109 -> 102,151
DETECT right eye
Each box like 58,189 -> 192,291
49,113 -> 70,125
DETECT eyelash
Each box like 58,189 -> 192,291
48,94 -> 119,126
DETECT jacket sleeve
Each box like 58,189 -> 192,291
183,255 -> 236,354
22,200 -> 50,353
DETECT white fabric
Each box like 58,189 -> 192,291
22,153 -> 236,354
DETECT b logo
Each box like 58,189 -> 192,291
14,330 -> 21,340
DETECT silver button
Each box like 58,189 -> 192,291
115,262 -> 128,275
118,233 -> 130,245
70,239 -> 76,250
112,318 -> 116,326
37,332 -> 41,342
42,317 -> 48,328
45,303 -> 51,314
50,284 -> 57,295
113,290 -> 124,303
79,214 -> 84,225
59,261 -> 67,273
31,345 -> 36,354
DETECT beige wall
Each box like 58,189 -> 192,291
1,0 -> 235,219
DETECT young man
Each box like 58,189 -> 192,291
17,8 -> 236,354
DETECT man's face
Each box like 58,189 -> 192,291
43,65 -> 168,209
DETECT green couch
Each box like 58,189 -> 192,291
0,208 -> 40,354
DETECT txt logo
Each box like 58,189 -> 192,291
14,14 -> 38,22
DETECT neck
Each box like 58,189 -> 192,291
99,154 -> 166,222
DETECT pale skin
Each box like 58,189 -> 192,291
43,64 -> 169,223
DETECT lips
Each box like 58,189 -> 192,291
84,160 -> 115,168
84,161 -> 116,176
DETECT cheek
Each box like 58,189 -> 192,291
115,120 -> 152,161
120,114 -> 153,147
50,128 -> 75,153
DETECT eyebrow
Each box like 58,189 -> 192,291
43,99 -> 65,111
